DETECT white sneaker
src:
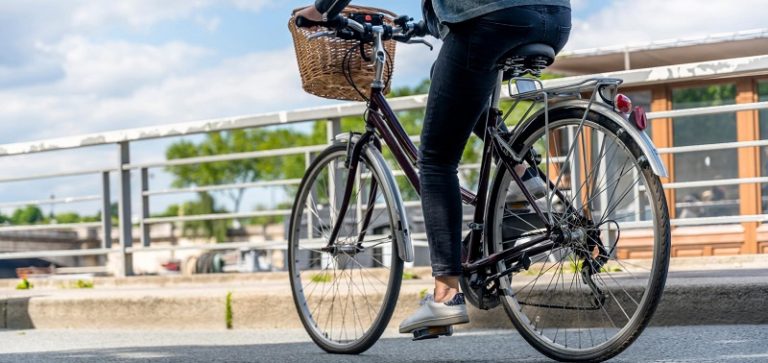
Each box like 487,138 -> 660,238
398,293 -> 469,334
505,168 -> 547,204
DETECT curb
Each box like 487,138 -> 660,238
1,271 -> 766,330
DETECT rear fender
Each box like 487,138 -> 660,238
509,99 -> 667,177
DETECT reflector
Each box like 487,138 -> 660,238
615,93 -> 632,114
631,105 -> 648,130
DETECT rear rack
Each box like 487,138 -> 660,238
502,77 -> 624,125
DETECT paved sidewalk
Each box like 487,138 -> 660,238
0,255 -> 766,330
1,326 -> 767,362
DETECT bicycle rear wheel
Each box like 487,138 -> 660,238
288,143 -> 403,354
487,108 -> 670,362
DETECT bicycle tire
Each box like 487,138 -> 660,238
288,142 -> 404,354
486,107 -> 671,362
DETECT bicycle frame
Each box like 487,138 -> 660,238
324,25 -> 666,281
365,82 -> 557,272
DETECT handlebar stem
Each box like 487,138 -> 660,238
372,26 -> 386,89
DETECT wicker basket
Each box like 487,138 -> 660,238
289,6 -> 397,101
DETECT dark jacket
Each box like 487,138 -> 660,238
314,0 -> 570,37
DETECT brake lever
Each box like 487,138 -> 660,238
407,38 -> 433,51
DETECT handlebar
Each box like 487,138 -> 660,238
295,13 -> 430,48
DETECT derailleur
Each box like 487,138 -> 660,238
581,257 -> 608,308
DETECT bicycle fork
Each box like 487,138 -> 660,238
323,131 -> 377,252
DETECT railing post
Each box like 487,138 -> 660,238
325,117 -> 342,270
140,167 -> 151,247
101,171 -> 112,249
304,151 -> 314,242
117,141 -> 134,276
327,117 -> 342,143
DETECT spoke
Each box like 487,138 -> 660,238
303,256 -> 334,303
600,177 -> 642,225
597,269 -> 641,308
567,152 -> 633,223
500,118 -> 667,352
501,204 -> 542,233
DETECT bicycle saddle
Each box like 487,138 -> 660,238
500,43 -> 556,79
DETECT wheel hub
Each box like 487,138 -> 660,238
552,225 -> 588,248
320,243 -> 364,257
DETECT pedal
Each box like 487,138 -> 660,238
411,325 -> 454,341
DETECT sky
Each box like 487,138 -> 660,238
0,0 -> 767,218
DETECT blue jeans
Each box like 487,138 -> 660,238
419,5 -> 571,277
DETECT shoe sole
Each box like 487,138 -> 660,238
399,315 -> 470,334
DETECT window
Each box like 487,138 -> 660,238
757,81 -> 768,211
672,84 -> 739,218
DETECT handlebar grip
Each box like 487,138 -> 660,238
295,16 -> 324,28
295,15 -> 346,29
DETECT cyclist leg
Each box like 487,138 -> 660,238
403,5 -> 571,335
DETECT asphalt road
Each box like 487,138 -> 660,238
0,325 -> 766,363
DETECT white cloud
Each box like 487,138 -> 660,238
195,15 -> 222,32
38,37 -> 211,96
0,44 -> 314,141
566,0 -> 768,51
69,0 -> 270,30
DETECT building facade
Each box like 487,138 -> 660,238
550,29 -> 768,257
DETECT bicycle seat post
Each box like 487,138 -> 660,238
491,70 -> 504,110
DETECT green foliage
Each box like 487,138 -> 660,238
76,279 -> 94,289
15,279 -> 32,290
418,288 -> 430,300
672,84 -> 737,146
11,205 -> 44,225
0,204 -> 103,227
158,193 -> 230,242
225,291 -> 233,329
164,128 -> 317,239
166,129 -> 311,210
54,212 -> 81,224
402,271 -> 419,280
310,273 -> 332,283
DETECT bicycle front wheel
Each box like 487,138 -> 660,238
288,143 -> 403,354
487,108 -> 671,362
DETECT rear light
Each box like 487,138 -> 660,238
630,106 -> 648,130
615,94 -> 632,114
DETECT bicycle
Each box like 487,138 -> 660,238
287,9 -> 671,362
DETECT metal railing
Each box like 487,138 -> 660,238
1,55 -> 767,276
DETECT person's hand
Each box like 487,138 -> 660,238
296,5 -> 323,21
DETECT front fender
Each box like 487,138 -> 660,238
364,146 -> 414,262
510,99 -> 668,178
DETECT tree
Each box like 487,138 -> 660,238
166,129 -> 313,214
156,193 -> 229,242
165,127 -> 317,240
11,205 -> 44,225
54,212 -> 81,224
